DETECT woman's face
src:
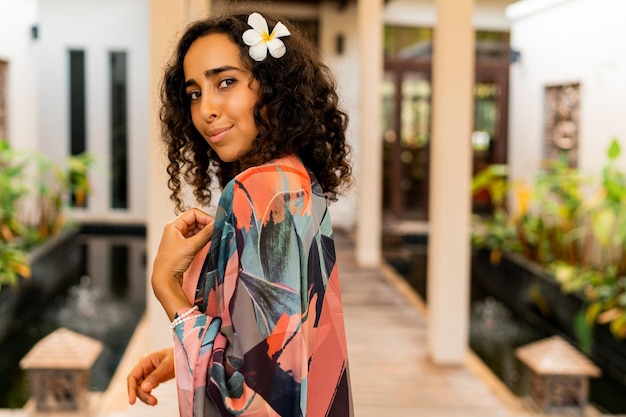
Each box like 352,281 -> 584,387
183,33 -> 260,163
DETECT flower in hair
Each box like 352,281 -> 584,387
242,12 -> 291,61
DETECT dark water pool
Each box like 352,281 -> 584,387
0,233 -> 146,408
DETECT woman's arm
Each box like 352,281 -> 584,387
151,208 -> 214,320
127,208 -> 214,407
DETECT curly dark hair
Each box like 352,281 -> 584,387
161,9 -> 353,213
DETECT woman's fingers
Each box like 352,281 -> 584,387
127,348 -> 175,406
159,209 -> 214,268
173,208 -> 214,236
136,387 -> 158,406
127,360 -> 156,405
188,218 -> 214,248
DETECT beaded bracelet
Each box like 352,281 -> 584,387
170,305 -> 199,340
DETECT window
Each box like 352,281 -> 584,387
69,50 -> 87,207
69,50 -> 86,155
110,51 -> 128,209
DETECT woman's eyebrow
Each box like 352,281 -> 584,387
184,66 -> 241,87
203,65 -> 240,78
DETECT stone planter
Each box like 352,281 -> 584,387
471,248 -> 626,386
472,250 -> 626,382
471,249 -> 582,336
24,228 -> 83,300
0,285 -> 20,344
0,228 -> 82,344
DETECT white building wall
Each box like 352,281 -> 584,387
0,0 -> 39,151
507,0 -> 626,184
37,0 -> 150,224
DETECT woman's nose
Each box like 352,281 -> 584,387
199,93 -> 219,122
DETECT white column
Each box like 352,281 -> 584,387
148,0 -> 211,350
427,0 -> 475,364
187,0 -> 210,20
356,0 -> 383,267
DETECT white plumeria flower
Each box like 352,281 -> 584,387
242,12 -> 291,62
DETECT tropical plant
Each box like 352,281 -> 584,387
472,138 -> 626,339
0,141 -> 30,243
0,139 -> 94,289
67,152 -> 94,208
0,243 -> 31,287
471,164 -> 520,264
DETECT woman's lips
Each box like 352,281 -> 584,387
207,127 -> 230,144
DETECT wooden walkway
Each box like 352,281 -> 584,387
6,231 -> 598,417
336,231 -> 522,417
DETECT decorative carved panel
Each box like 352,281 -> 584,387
31,369 -> 88,411
544,83 -> 580,167
530,374 -> 589,415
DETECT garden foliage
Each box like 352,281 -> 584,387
472,138 -> 626,339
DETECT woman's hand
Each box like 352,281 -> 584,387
152,208 -> 214,319
127,347 -> 175,406
154,208 -> 214,278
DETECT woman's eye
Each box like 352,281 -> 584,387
188,91 -> 201,100
218,78 -> 235,89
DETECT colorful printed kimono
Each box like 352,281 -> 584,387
173,155 -> 353,417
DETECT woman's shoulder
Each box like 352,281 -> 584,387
233,154 -> 311,190
220,155 -> 315,222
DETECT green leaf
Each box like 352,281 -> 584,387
618,292 -> 626,307
609,310 -> 626,338
586,302 -> 604,327
554,263 -> 576,285
607,138 -> 621,161
591,207 -> 616,248
574,310 -> 594,354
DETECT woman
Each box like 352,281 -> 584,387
127,10 -> 353,417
